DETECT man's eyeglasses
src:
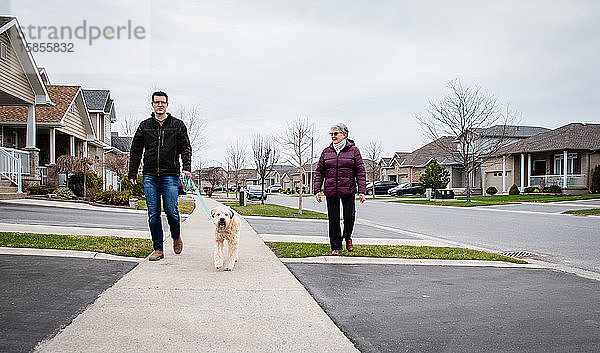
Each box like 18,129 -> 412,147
152,101 -> 167,105
329,131 -> 342,136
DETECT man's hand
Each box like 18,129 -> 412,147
315,192 -> 322,203
130,179 -> 137,185
358,193 -> 366,203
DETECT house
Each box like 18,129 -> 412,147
0,16 -> 53,194
491,123 -> 600,194
378,157 -> 393,181
0,84 -> 94,187
265,164 -> 295,187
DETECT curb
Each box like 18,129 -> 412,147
0,246 -> 143,262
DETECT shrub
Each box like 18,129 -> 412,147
68,173 -> 103,197
419,159 -> 450,191
28,186 -> 56,195
121,175 -> 144,197
591,165 -> 600,193
543,185 -> 562,194
523,186 -> 539,193
509,184 -> 520,195
54,187 -> 76,200
485,186 -> 498,195
94,190 -> 131,205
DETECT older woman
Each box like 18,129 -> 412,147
314,123 -> 367,255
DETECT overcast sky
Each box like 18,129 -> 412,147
7,0 -> 600,168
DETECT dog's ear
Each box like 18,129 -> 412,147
229,208 -> 234,219
210,208 -> 216,217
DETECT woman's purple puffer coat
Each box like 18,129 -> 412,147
313,139 -> 367,197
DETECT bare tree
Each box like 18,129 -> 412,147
55,155 -> 78,189
417,79 -> 519,201
176,105 -> 207,154
278,117 -> 313,214
104,154 -> 129,190
205,167 -> 223,198
118,115 -> 142,136
251,133 -> 279,205
364,140 -> 382,198
226,140 -> 247,197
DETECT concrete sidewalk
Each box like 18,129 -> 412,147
35,197 -> 358,352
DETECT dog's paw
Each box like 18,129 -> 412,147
215,263 -> 223,270
224,266 -> 234,271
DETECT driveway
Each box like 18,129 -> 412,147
286,263 -> 600,353
0,254 -> 137,353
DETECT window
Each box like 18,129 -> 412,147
0,43 -> 7,60
69,104 -> 75,114
554,153 -> 578,174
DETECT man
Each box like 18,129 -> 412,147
129,91 -> 192,261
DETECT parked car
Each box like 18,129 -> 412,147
267,184 -> 282,193
388,182 -> 424,196
245,185 -> 268,200
365,181 -> 398,195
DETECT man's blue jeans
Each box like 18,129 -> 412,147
143,175 -> 180,251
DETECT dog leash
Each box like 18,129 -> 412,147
180,173 -> 213,218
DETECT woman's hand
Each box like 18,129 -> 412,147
315,192 -> 322,203
358,193 -> 366,203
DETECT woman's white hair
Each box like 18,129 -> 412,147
330,123 -> 348,136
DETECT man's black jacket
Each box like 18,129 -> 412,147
128,113 -> 192,180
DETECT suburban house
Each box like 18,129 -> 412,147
0,16 -> 53,195
379,125 -> 551,195
265,164 -> 295,188
489,123 -> 600,194
0,16 -> 122,196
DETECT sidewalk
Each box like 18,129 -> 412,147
35,197 -> 358,353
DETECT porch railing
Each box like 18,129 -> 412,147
0,147 -> 30,175
0,147 -> 24,193
530,174 -> 586,188
39,166 -> 47,186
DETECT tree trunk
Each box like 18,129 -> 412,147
298,181 -> 303,215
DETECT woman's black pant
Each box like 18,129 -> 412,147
325,194 -> 356,250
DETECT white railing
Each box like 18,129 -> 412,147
530,174 -> 586,188
0,147 -> 30,175
39,166 -> 47,186
0,147 -> 23,193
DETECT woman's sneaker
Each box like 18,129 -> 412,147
331,250 -> 340,256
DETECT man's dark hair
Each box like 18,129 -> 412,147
152,91 -> 168,103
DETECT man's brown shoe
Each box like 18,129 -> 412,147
173,237 -> 183,254
149,250 -> 164,261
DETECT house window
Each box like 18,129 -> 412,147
554,153 -> 578,174
0,43 -> 7,60
69,104 -> 75,114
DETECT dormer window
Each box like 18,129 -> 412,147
0,43 -> 7,60
69,103 -> 75,114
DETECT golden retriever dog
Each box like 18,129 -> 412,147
211,206 -> 241,271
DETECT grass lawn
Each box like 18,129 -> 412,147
266,242 -> 526,264
0,232 -> 153,258
137,200 -> 196,214
393,194 -> 600,207
393,199 -> 509,207
562,208 -> 600,215
226,202 -> 328,219
465,194 -> 600,203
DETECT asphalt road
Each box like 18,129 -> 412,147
0,254 -> 137,353
287,263 -> 600,353
0,201 -> 186,233
267,195 -> 600,274
246,217 -> 419,240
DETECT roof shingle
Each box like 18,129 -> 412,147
0,85 -> 79,123
498,123 -> 600,154
82,89 -> 109,111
